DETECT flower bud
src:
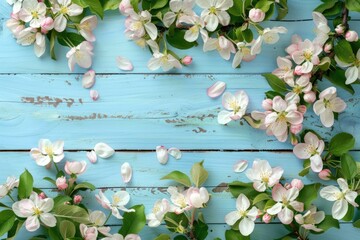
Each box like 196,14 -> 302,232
262,99 -> 273,111
294,65 -> 303,75
56,176 -> 68,190
304,91 -> 316,103
119,0 -> 133,16
65,161 -> 87,175
73,195 -> 83,204
181,56 -> 193,65
323,43 -> 332,53
291,179 -> 304,190
284,183 -> 291,189
262,213 -> 271,223
335,24 -> 345,35
290,124 -> 302,135
41,17 -> 54,34
249,8 -> 266,23
298,105 -> 307,114
38,192 -> 47,199
345,30 -> 359,42
318,169 -> 331,180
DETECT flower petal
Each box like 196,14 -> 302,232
168,147 -> 182,160
116,56 -> 134,71
94,143 -> 115,159
239,217 -> 255,236
156,146 -> 168,164
82,69 -> 96,88
121,162 -> 132,183
207,81 -> 226,98
233,160 -> 248,173
332,199 -> 348,220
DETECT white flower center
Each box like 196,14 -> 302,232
33,207 -> 42,216
230,101 -> 241,114
303,50 -> 313,61
113,196 -> 121,205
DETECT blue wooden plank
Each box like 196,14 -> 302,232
0,10 -> 359,74
0,74 -> 359,150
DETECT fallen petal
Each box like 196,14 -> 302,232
82,70 -> 96,88
233,160 -> 248,173
86,150 -> 97,164
94,143 -> 115,159
156,146 -> 168,164
121,162 -> 132,183
207,81 -> 226,98
168,147 -> 182,160
90,89 -> 99,101
116,56 -> 134,71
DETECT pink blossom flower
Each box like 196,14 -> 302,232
345,30 -> 359,42
167,186 -> 192,214
218,91 -> 249,124
313,87 -> 347,127
95,191 -> 135,219
119,0 -> 134,16
52,0 -> 83,32
318,169 -> 331,180
290,179 -> 304,191
64,161 -> 87,175
80,224 -> 98,240
203,36 -> 236,60
79,15 -> 98,42
186,187 -> 210,208
73,195 -> 82,204
40,17 -> 54,34
292,39 -> 322,73
264,96 -> 304,142
0,176 -> 19,198
182,56 -> 193,65
30,139 -> 64,166
272,57 -> 294,82
147,199 -> 170,227
6,13 -> 25,37
262,213 -> 271,223
249,8 -> 265,23
295,207 -> 325,232
56,176 -> 68,190
66,41 -> 94,71
267,184 -> 304,224
125,11 -> 157,40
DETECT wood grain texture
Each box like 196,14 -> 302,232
0,74 -> 359,150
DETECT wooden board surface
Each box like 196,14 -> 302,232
0,0 -> 359,239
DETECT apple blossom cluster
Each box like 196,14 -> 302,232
225,159 -> 350,239
146,161 -> 211,239
6,0 -> 103,71
0,138 -> 145,239
118,0 -> 289,71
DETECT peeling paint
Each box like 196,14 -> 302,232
64,113 -> 133,121
192,127 -> 207,133
21,96 -> 83,108
165,113 -> 216,124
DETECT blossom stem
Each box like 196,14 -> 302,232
188,209 -> 196,240
289,222 -> 307,240
54,162 -> 60,173
104,211 -> 112,224
7,194 -> 16,203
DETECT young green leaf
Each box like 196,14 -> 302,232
334,40 -> 356,64
119,205 -> 146,236
190,161 -> 209,187
252,193 -> 271,205
164,212 -> 189,233
18,169 -> 34,199
225,229 -> 250,240
161,171 -> 192,187
262,73 -> 288,93
103,0 -> 122,11
340,153 -> 357,179
324,67 -> 355,95
154,234 -> 171,240
345,0 -> 360,12
59,220 -> 76,239
275,0 -> 288,20
314,215 -> 339,232
342,205 -> 354,221
228,181 -> 258,198
166,29 -> 197,50
297,183 -> 321,210
0,210 -> 16,236
53,204 -> 90,224
142,0 -> 168,10
73,182 -> 96,192
329,132 -> 355,156
194,220 -> 209,240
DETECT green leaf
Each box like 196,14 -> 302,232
340,153 -> 357,179
265,90 -> 284,99
161,171 -> 191,187
242,29 -> 253,43
353,219 -> 360,228
103,0 -> 121,11
324,68 -> 355,95
262,73 -> 287,93
164,212 -> 189,233
73,0 -> 104,18
54,204 -> 90,224
0,210 -> 16,236
60,220 -> 76,239
334,40 -> 356,64
174,236 -> 188,240
190,161 -> 209,187
142,0 -> 168,10
48,227 -> 62,240
73,182 -> 96,192
319,56 -> 331,70
275,0 -> 288,20
255,0 -> 274,12
314,0 -> 337,13
253,193 -> 271,205
53,195 -> 72,209
228,0 -> 251,17
315,215 -> 339,232
194,220 -> 208,240
29,235 -> 48,240
58,32 -> 86,47
225,229 -> 250,240
298,159 -> 310,177
154,234 -> 171,240
18,169 -> 34,199
50,30 -> 56,60
342,205 -> 354,221
228,181 -> 258,198
345,0 -> 360,12
297,183 -> 320,210
119,205 -> 146,235
329,132 -> 356,156
166,29 -> 197,50
6,220 -> 23,240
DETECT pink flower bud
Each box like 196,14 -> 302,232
119,0 -> 134,16
290,124 -> 302,135
291,179 -> 304,190
284,183 -> 291,189
298,105 -> 307,114
345,31 -> 359,42
318,169 -> 331,180
304,91 -> 316,103
262,213 -> 271,223
73,195 -> 83,204
294,66 -> 303,75
182,56 -> 193,65
56,176 -> 68,190
38,192 -> 47,199
324,43 -> 332,53
41,17 -> 54,34
249,8 -> 265,23
262,99 -> 273,111
335,24 -> 345,35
